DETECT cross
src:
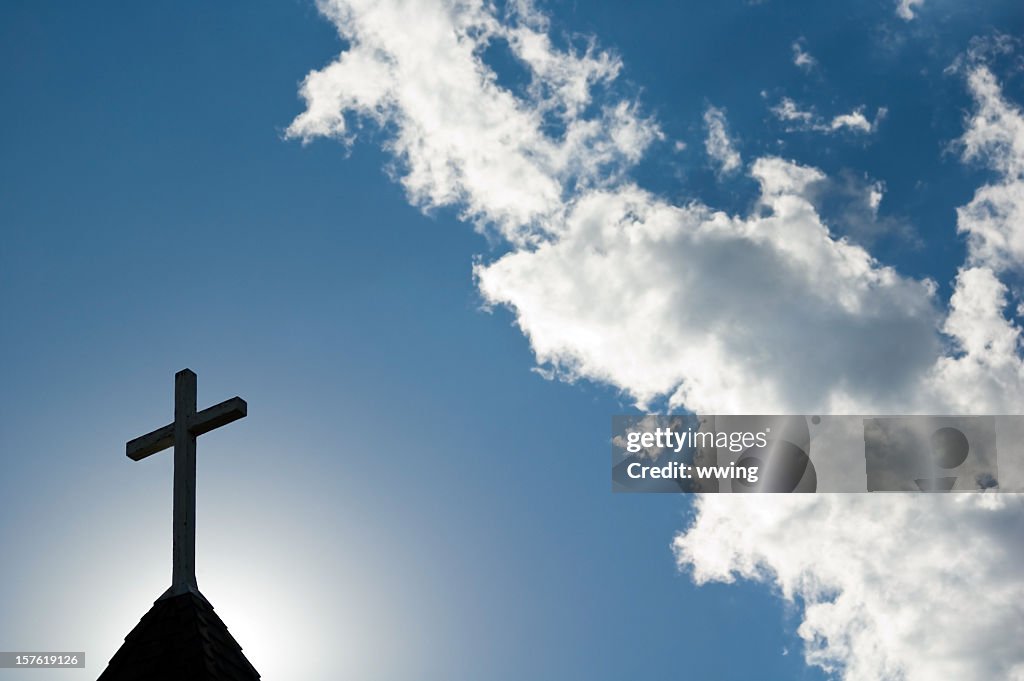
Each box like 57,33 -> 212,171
126,369 -> 247,599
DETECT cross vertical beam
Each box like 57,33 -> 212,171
173,369 -> 198,595
126,368 -> 247,599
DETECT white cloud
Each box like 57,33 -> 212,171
792,40 -> 817,71
868,182 -> 884,213
830,107 -> 886,133
674,494 -> 1024,681
928,64 -> 1024,412
771,97 -> 887,134
287,0 -> 660,247
290,3 -> 1024,679
703,105 -> 742,175
955,66 -> 1024,268
476,160 -> 940,413
678,60 -> 1024,681
896,0 -> 925,20
771,97 -> 817,124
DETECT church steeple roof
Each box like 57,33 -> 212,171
97,590 -> 260,681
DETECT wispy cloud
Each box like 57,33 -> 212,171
702,105 -> 742,175
806,170 -> 918,248
287,0 -> 660,247
931,61 -> 1024,411
771,96 -> 817,125
896,0 -> 925,20
792,39 -> 816,71
771,97 -> 887,134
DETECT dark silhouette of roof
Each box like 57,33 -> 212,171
97,590 -> 260,681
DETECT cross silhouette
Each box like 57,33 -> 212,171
126,369 -> 247,598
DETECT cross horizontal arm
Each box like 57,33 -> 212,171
189,397 -> 247,437
125,397 -> 247,461
126,423 -> 175,461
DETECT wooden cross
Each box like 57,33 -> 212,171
126,369 -> 247,598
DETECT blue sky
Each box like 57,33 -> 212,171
2,1 -> 1024,680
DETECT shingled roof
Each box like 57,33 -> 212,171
97,590 -> 260,681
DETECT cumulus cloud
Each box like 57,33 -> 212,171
677,59 -> 1024,681
475,159 -> 939,413
290,2 -> 1024,679
674,494 -> 1024,681
702,105 -> 742,175
771,97 -> 887,134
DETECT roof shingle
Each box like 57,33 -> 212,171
97,590 -> 260,681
